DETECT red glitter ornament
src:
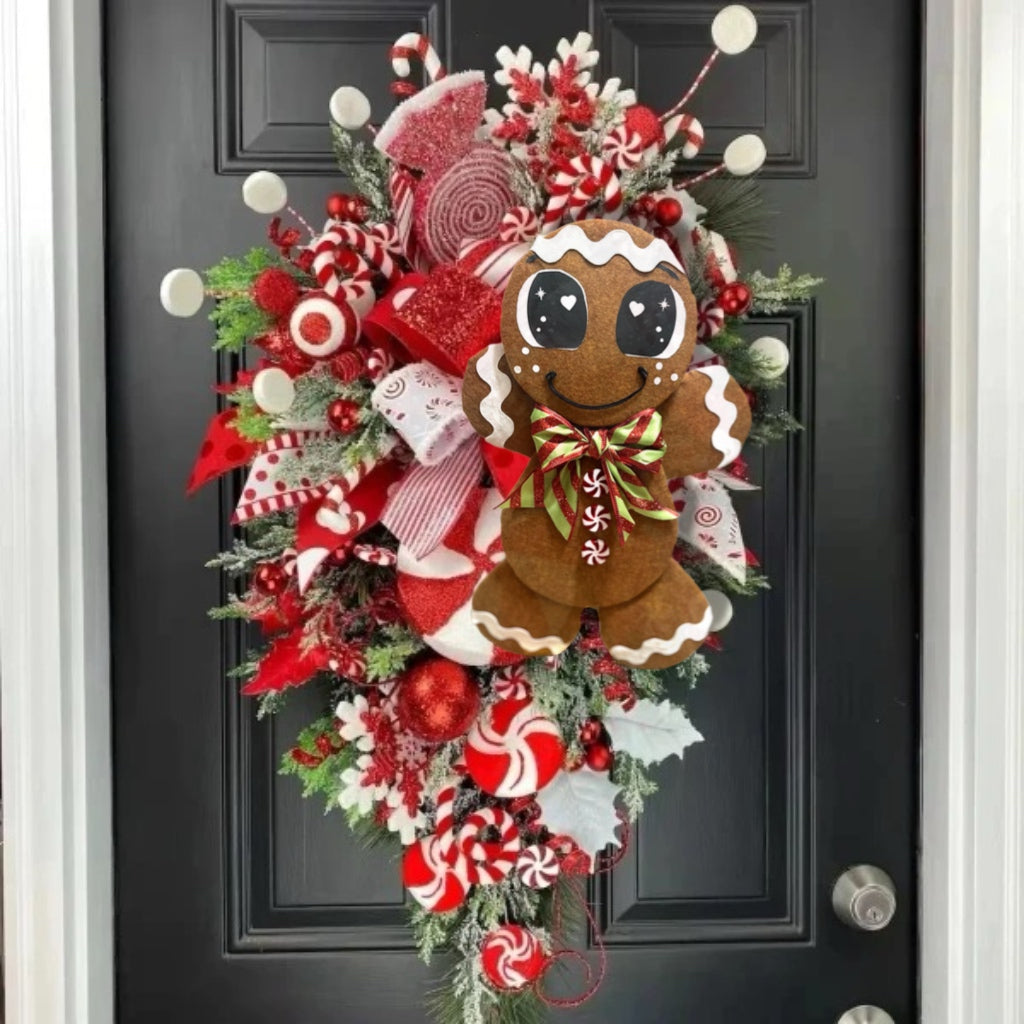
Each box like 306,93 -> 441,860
346,196 -> 368,223
633,194 -> 657,219
396,656 -> 481,743
623,104 -> 666,150
579,718 -> 603,746
251,268 -> 300,318
327,398 -> 361,433
718,281 -> 753,317
585,742 -> 614,772
326,193 -> 349,219
654,196 -> 683,227
252,561 -> 287,595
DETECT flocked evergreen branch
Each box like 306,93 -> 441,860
331,124 -> 392,222
690,176 -> 773,258
747,264 -> 823,314
612,752 -> 659,820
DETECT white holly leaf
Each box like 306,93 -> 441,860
603,699 -> 704,767
535,768 -> 622,860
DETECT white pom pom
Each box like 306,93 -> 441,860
749,336 -> 790,378
159,268 -> 205,317
712,5 -> 758,54
724,134 -> 767,175
701,589 -> 734,631
329,86 -> 372,130
242,170 -> 288,214
251,367 -> 296,414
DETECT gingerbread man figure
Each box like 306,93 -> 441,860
461,219 -> 751,669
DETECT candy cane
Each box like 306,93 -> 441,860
327,223 -> 401,284
390,33 -> 446,97
311,230 -> 375,308
543,156 -> 622,228
663,112 -> 705,158
453,807 -> 521,885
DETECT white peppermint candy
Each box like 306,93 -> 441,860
493,666 -> 531,701
581,538 -> 610,565
516,844 -> 560,889
582,468 -> 608,497
582,504 -> 611,533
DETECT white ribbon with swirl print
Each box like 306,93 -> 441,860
372,362 -> 484,557
672,470 -> 758,584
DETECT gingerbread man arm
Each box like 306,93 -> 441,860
462,344 -> 536,456
659,365 -> 752,478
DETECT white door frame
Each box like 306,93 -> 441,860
1,0 -> 1021,1021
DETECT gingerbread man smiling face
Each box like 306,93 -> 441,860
461,218 -> 751,670
501,219 -> 698,427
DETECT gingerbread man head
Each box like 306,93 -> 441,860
500,220 -> 698,427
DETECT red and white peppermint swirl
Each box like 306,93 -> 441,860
452,807 -> 521,885
516,844 -> 560,889
493,665 -> 530,701
697,296 -> 725,340
582,468 -> 609,497
417,146 -> 517,265
499,205 -> 540,243
389,32 -> 446,97
403,834 -> 468,912
352,543 -> 397,566
582,504 -> 611,533
663,112 -> 705,159
480,925 -> 546,991
601,124 -> 645,170
581,538 -> 610,565
694,504 -> 723,527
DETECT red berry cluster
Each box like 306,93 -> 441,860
579,717 -> 613,772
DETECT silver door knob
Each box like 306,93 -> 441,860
836,1007 -> 895,1024
832,864 -> 896,931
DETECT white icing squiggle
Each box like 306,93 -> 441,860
531,224 -> 683,273
475,344 -> 515,447
695,364 -> 742,466
609,605 -> 713,666
472,610 -> 571,655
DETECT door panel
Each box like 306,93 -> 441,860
107,0 -> 918,1020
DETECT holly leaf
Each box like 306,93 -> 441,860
535,768 -> 622,861
602,698 -> 703,767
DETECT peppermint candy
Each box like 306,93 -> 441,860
582,468 -> 609,497
516,844 -> 560,889
697,296 -> 725,340
493,665 -> 531,701
581,538 -> 610,565
499,205 -> 540,243
464,697 -> 564,798
601,124 -> 644,170
402,834 -> 467,912
480,925 -> 546,991
582,504 -> 611,533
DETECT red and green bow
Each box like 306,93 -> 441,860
506,405 -> 679,544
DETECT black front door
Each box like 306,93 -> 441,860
106,1 -> 918,1020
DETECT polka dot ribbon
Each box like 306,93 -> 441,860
504,405 -> 678,545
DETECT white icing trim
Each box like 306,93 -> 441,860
531,224 -> 683,273
475,344 -> 516,446
695,364 -> 742,467
471,610 -> 571,654
608,605 -> 713,666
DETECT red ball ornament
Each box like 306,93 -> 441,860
252,561 -> 287,595
326,192 -> 349,219
251,268 -> 300,318
654,196 -> 683,228
396,657 -> 481,743
480,926 -> 546,991
718,281 -> 753,317
585,742 -> 614,772
579,718 -> 603,746
326,397 -> 360,433
623,104 -> 666,149
346,196 -> 368,224
633,194 -> 657,219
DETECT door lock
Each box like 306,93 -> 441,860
832,864 -> 896,931
836,1007 -> 895,1024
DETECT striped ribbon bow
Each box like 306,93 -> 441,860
506,405 -> 678,544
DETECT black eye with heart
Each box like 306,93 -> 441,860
515,269 -> 588,350
615,280 -> 687,359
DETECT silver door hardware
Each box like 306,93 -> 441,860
832,864 -> 897,931
836,1007 -> 895,1024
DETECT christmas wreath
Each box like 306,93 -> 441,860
162,6 -> 820,1021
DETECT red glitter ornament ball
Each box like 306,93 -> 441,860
579,718 -> 603,746
623,104 -> 666,150
326,398 -> 360,433
326,193 -> 349,219
252,561 -> 287,595
346,196 -> 368,223
251,268 -> 300,318
585,742 -> 614,772
654,196 -> 683,228
718,281 -> 753,317
396,657 -> 481,743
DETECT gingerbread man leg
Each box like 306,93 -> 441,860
598,562 -> 712,669
472,561 -> 583,658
